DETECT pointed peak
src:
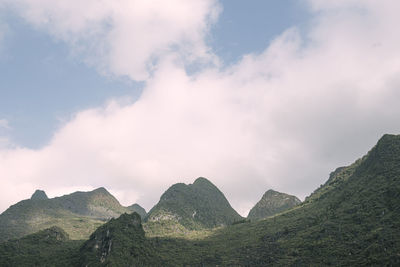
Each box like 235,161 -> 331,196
92,187 -> 111,194
262,189 -> 280,197
192,177 -> 217,188
31,189 -> 48,200
193,177 -> 211,184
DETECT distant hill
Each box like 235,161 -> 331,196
247,189 -> 301,220
145,177 -> 243,230
0,187 -> 135,241
2,134 -> 400,265
127,204 -> 147,219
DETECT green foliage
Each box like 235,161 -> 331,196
0,187 -> 133,241
2,135 -> 400,266
79,213 -> 161,266
247,189 -> 301,220
146,177 -> 243,230
0,227 -> 82,266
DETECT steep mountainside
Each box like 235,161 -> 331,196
247,189 -> 301,220
97,134 -> 400,265
127,204 -> 147,219
146,177 -> 243,230
79,212 -> 158,266
1,134 -> 400,265
0,187 -> 132,241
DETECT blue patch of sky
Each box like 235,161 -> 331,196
210,0 -> 310,66
0,13 -> 143,148
0,1 -> 310,149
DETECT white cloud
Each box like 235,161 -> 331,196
2,0 -> 220,80
2,1 -> 400,217
0,119 -> 9,129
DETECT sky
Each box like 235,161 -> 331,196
1,0 -> 400,216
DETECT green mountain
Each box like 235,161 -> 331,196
0,187 -> 133,241
0,226 -> 82,266
30,190 -> 48,200
127,203 -> 147,219
145,177 -> 243,231
247,189 -> 301,220
79,212 -> 158,266
2,134 -> 400,265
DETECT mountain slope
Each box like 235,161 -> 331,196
84,134 -> 400,265
2,134 -> 400,265
127,204 -> 147,219
79,212 -> 158,266
0,187 -> 131,241
247,189 -> 301,220
0,226 -> 82,266
145,177 -> 243,231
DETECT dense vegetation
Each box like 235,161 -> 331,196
1,134 -> 400,266
0,187 -> 145,241
0,227 -> 82,266
247,189 -> 301,220
145,177 -> 243,230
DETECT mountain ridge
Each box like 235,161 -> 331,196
1,134 -> 400,265
0,187 -> 143,241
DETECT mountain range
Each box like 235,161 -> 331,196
1,134 -> 400,265
0,187 -> 146,241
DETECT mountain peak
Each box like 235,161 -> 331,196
193,177 -> 212,185
79,213 -> 147,265
92,187 -> 110,194
248,189 -> 300,220
31,189 -> 48,200
264,189 -> 278,195
146,177 -> 243,229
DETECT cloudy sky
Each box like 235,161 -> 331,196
1,0 -> 400,216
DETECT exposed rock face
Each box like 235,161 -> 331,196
31,189 -> 48,200
146,177 -> 243,229
247,189 -> 301,220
